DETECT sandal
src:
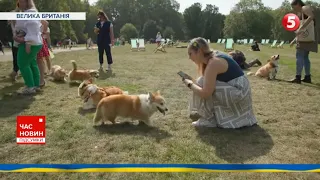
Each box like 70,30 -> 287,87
40,81 -> 46,88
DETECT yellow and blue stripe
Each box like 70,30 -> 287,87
1,164 -> 320,172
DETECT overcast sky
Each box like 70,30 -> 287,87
88,0 -> 290,14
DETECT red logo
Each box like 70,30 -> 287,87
282,13 -> 300,31
16,116 -> 46,144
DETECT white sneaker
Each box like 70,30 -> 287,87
192,118 -> 216,127
107,65 -> 112,71
18,87 -> 36,95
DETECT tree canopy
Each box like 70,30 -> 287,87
0,0 -> 319,44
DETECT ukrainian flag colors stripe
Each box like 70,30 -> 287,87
0,164 -> 320,172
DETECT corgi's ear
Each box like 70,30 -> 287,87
88,78 -> 93,83
148,92 -> 154,101
155,90 -> 161,95
267,59 -> 271,62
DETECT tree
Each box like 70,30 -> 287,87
163,27 -> 175,38
224,0 -> 274,40
202,4 -> 225,41
143,20 -> 159,40
183,3 -> 204,39
120,23 -> 139,41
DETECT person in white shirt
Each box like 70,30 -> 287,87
156,32 -> 162,46
13,0 -> 43,95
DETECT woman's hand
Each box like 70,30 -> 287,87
183,78 -> 193,87
13,36 -> 24,43
25,44 -> 31,54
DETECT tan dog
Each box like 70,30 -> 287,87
49,65 -> 67,82
78,79 -> 126,110
68,60 -> 99,82
93,90 -> 168,126
247,55 -> 280,80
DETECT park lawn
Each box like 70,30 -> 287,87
0,44 -> 320,179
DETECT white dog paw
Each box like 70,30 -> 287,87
93,121 -> 103,126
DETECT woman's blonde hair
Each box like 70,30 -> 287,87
19,0 -> 37,10
188,37 -> 214,76
97,10 -> 109,21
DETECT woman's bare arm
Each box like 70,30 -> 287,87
41,20 -> 49,33
189,57 -> 228,98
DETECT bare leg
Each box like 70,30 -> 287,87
36,57 -> 46,86
44,56 -> 51,73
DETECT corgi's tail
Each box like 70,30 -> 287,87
247,72 -> 255,76
123,91 -> 129,95
71,60 -> 77,70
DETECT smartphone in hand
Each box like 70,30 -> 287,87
177,71 -> 193,80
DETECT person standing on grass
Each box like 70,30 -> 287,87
14,0 -> 43,95
95,10 -> 114,71
8,2 -> 21,82
156,32 -> 162,46
289,0 -> 318,84
43,26 -> 52,52
36,20 -> 51,88
0,40 -> 4,55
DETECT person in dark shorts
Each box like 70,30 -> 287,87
228,50 -> 262,70
251,41 -> 260,51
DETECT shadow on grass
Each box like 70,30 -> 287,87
98,69 -> 116,80
77,107 -> 96,115
0,83 -> 35,118
273,78 -> 320,90
94,122 -> 172,142
48,78 -> 68,85
195,125 -> 274,163
68,81 -> 81,87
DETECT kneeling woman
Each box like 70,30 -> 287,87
183,37 -> 257,128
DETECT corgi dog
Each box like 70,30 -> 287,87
247,54 -> 280,80
68,60 -> 99,82
93,90 -> 168,126
78,78 -> 126,110
49,65 -> 67,82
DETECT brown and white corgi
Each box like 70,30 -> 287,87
78,78 -> 126,110
247,54 -> 280,80
92,90 -> 168,126
68,60 -> 99,83
49,65 -> 68,82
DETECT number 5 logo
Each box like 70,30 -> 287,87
282,13 -> 300,31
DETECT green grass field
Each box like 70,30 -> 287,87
0,43 -> 320,179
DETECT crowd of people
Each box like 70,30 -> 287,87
2,0 -> 317,129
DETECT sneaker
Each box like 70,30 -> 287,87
107,65 -> 112,71
99,65 -> 103,71
192,118 -> 216,128
18,87 -> 36,95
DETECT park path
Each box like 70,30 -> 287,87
0,47 -> 90,62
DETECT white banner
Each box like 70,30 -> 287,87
0,12 -> 86,20
17,138 -> 46,143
